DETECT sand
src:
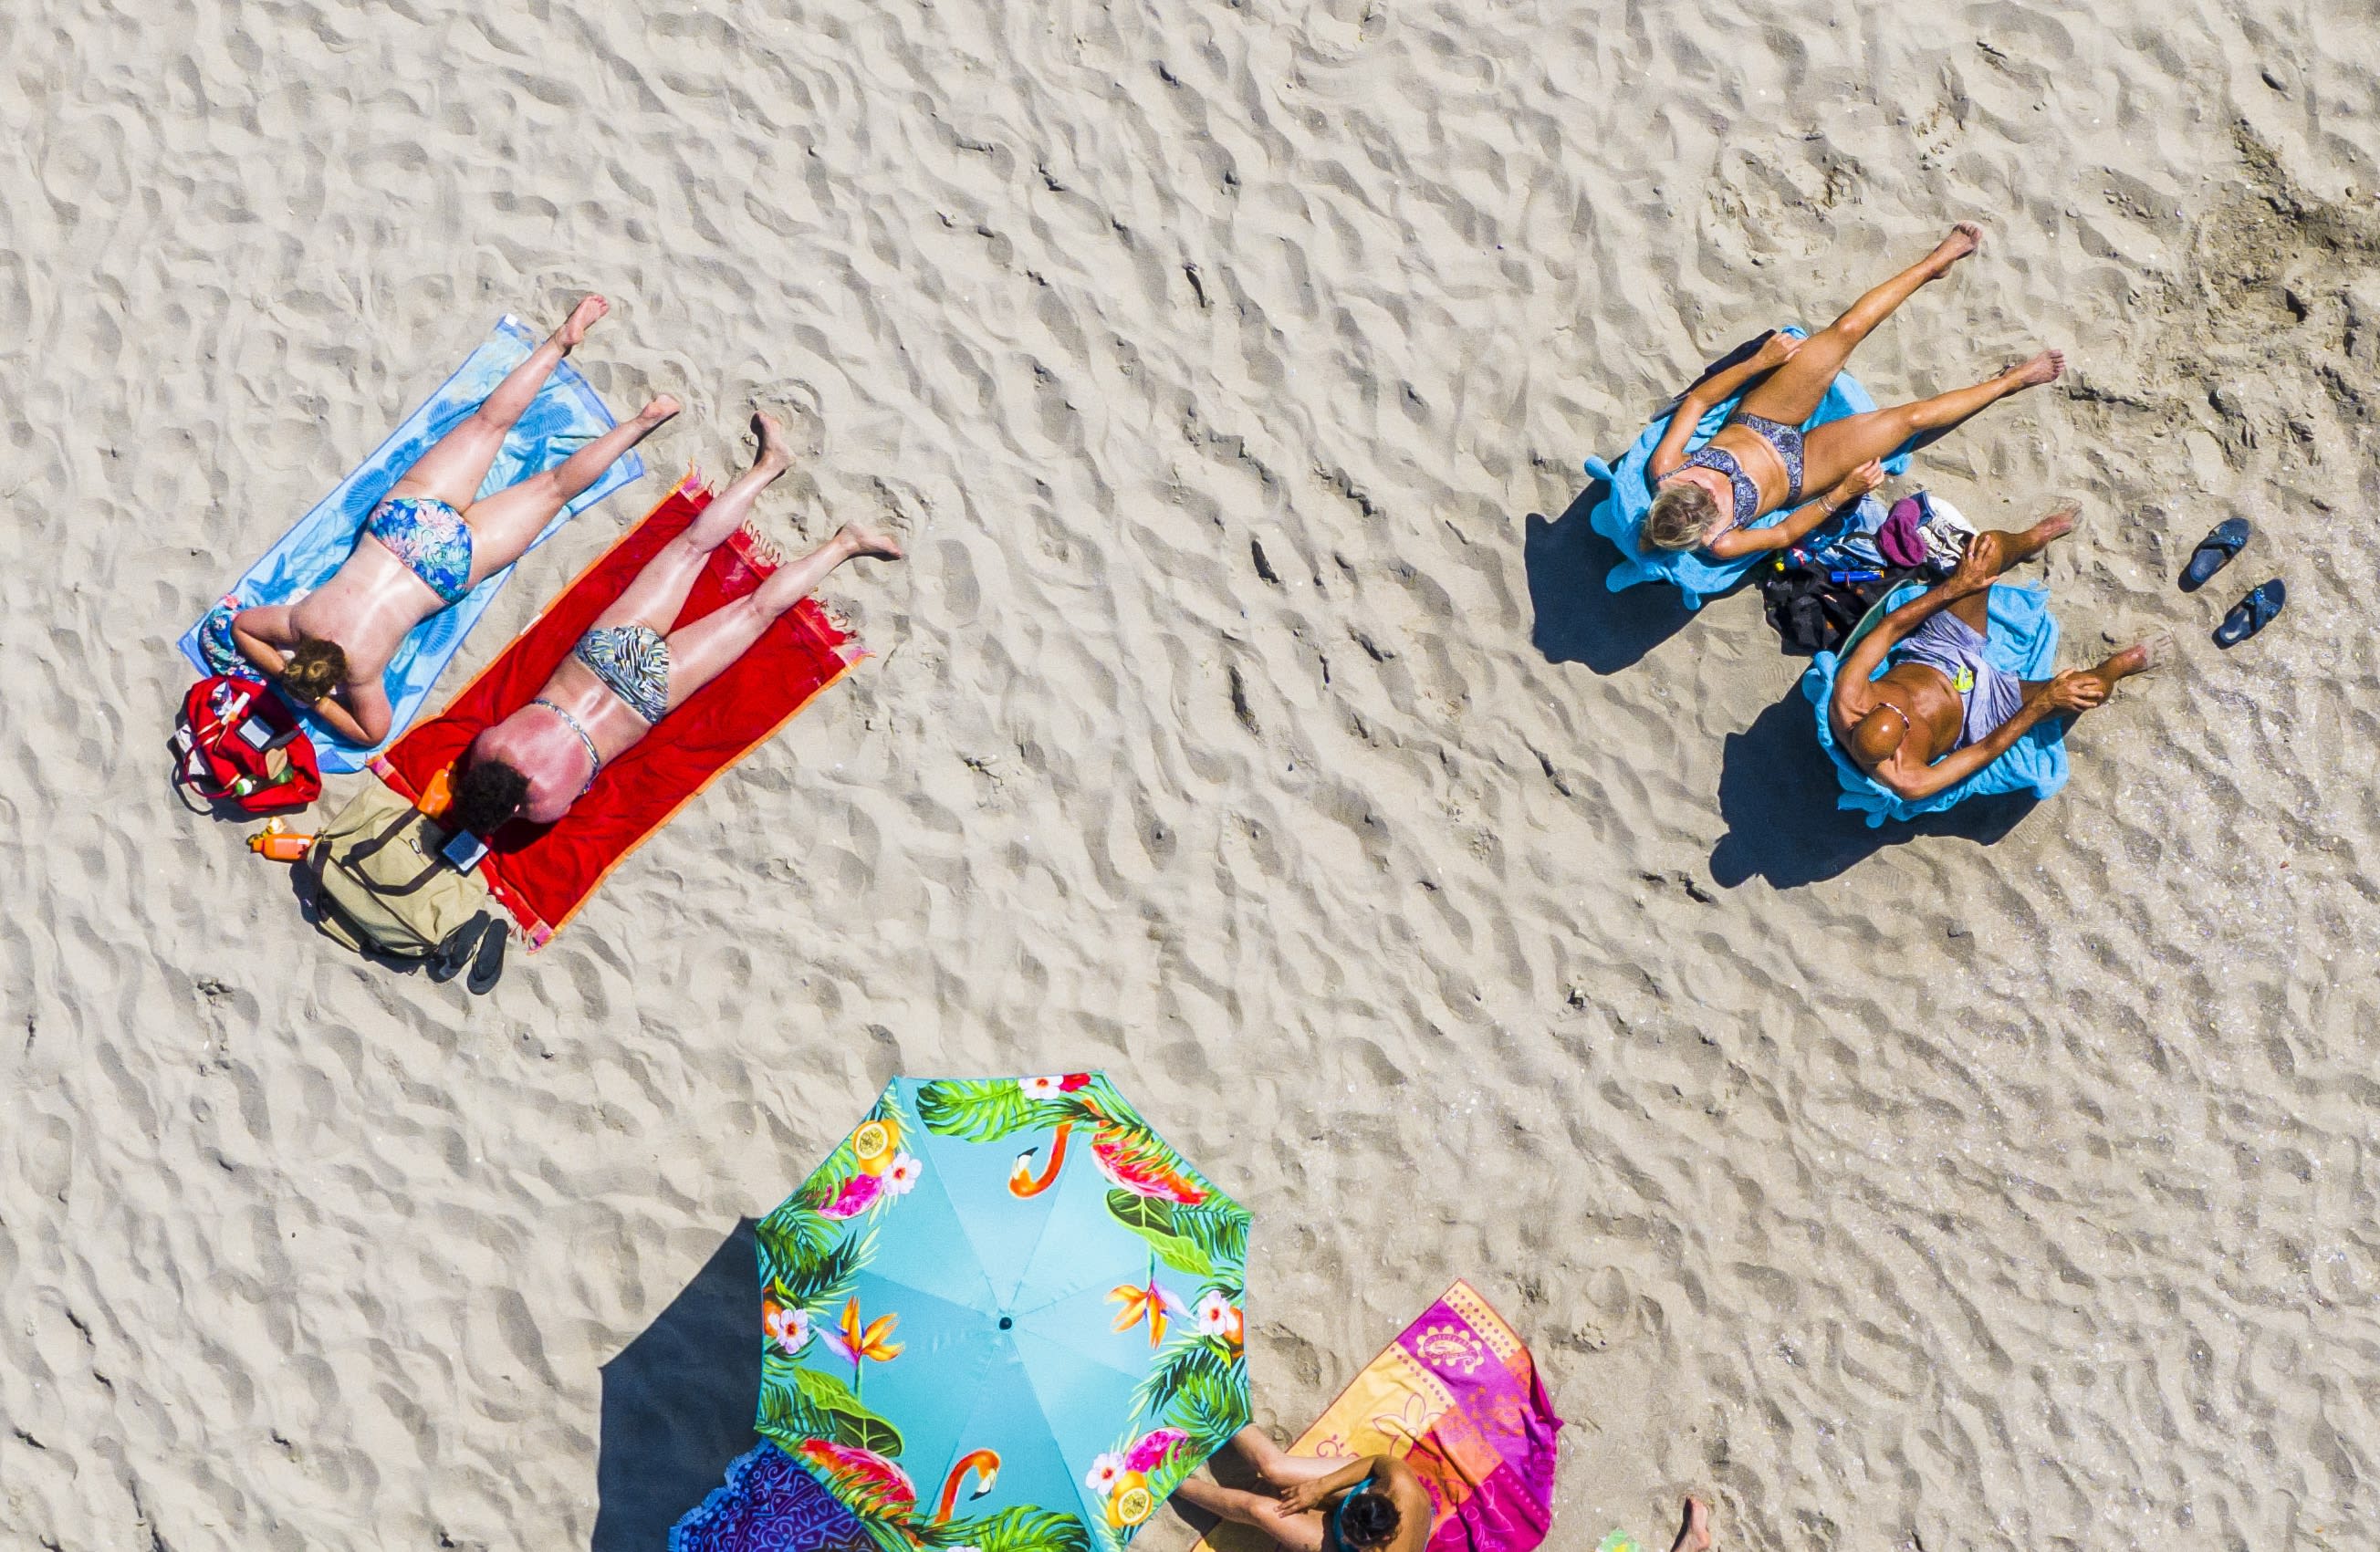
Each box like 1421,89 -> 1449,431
4,0 -> 2378,1547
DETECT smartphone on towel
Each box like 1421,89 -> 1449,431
440,828 -> 490,873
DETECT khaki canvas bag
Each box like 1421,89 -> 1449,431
307,781 -> 497,959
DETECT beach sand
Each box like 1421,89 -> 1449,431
4,0 -> 2377,1547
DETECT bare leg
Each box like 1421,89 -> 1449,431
1170,1475 -> 1324,1552
1227,1426 -> 1343,1489
1669,1496 -> 1712,1552
1799,350 -> 2064,495
588,411 -> 799,634
655,520 -> 902,712
1945,506 -> 2078,631
1736,223 -> 1982,425
2015,635 -> 2166,707
455,394 -> 681,586
386,295 -> 610,512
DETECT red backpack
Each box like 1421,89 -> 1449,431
173,674 -> 323,815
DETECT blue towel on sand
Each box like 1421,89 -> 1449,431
1802,579 -> 2069,827
177,316 -> 643,773
1582,327 -> 1913,609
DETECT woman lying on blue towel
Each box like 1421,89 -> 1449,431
230,296 -> 678,745
1828,507 -> 2165,802
1643,224 -> 2064,560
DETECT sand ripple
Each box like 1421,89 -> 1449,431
3,0 -> 2377,1548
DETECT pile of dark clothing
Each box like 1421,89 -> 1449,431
1758,492 -> 1973,654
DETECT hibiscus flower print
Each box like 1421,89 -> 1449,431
882,1152 -> 923,1196
763,1300 -> 811,1356
1083,1451 -> 1126,1495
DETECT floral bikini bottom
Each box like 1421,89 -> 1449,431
364,495 -> 475,604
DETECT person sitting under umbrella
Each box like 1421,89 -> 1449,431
1171,1425 -> 1430,1551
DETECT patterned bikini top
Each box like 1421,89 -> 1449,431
1677,444 -> 1761,531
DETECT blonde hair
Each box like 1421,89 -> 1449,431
281,638 -> 347,703
1644,482 -> 1721,552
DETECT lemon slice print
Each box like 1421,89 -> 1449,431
1111,1484 -> 1153,1527
851,1120 -> 894,1170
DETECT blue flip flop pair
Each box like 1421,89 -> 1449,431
2179,517 -> 2284,648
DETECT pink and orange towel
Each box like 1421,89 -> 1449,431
1198,1280 -> 1562,1552
375,474 -> 865,948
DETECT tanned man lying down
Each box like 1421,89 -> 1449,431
1829,506 -> 2166,801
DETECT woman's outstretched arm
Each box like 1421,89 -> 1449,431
1645,330 -> 1803,483
1707,459 -> 1885,558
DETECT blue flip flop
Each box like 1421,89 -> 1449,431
2180,517 -> 2250,592
2213,578 -> 2285,648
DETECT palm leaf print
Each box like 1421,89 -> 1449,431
924,1507 -> 1093,1552
915,1078 -> 1078,1141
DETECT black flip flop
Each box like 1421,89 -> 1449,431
426,911 -> 491,983
2213,578 -> 2285,648
465,920 -> 508,995
2180,517 -> 2250,592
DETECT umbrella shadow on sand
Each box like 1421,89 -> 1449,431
592,1219 -> 762,1552
1522,483 -> 1698,675
1708,693 -> 2040,888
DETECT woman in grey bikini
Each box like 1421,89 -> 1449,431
1170,1425 -> 1430,1552
1641,224 -> 2066,560
443,411 -> 902,837
231,295 -> 680,745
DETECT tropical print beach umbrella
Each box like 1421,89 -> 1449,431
756,1075 -> 1252,1552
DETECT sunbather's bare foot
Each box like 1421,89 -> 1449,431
637,394 -> 683,425
1668,1495 -> 1712,1552
558,294 -> 609,349
751,411 -> 794,476
1959,505 -> 2076,585
838,522 -> 904,562
1925,221 -> 1983,276
2001,349 -> 2065,389
2093,630 -> 2172,688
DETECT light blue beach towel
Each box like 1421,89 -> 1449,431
178,316 -> 643,773
1802,579 -> 2069,827
1583,326 -> 1914,609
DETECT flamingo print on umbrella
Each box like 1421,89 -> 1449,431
1004,1076 -> 1213,1204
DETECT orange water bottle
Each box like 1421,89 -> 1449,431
246,818 -> 314,862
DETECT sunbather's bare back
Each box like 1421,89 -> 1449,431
226,296 -> 677,745
283,547 -> 444,682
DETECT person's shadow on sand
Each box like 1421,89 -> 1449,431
591,1219 -> 763,1552
1709,693 -> 2040,888
1522,482 -> 1697,674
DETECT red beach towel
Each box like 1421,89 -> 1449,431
375,474 -> 865,948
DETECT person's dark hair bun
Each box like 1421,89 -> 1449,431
450,756 -> 530,840
1339,1489 -> 1401,1548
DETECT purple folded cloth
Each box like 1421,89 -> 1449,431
672,1443 -> 865,1552
1880,497 -> 1930,568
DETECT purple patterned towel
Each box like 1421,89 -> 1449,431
671,1442 -> 867,1552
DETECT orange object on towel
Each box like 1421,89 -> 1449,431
374,474 -> 865,948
